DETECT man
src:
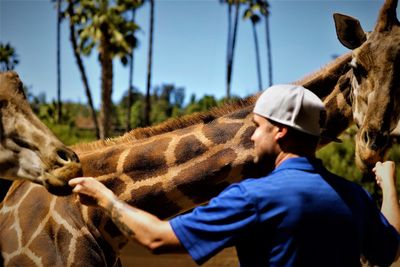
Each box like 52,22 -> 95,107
69,84 -> 400,266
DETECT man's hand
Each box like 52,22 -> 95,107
373,161 -> 397,194
69,177 -> 116,209
69,177 -> 183,253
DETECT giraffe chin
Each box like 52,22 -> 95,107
355,141 -> 387,182
42,162 -> 83,196
46,182 -> 73,196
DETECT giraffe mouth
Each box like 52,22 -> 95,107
41,162 -> 82,196
41,173 -> 73,196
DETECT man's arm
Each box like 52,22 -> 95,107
69,177 -> 185,254
373,161 -> 400,260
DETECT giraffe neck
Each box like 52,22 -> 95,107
80,106 -> 259,215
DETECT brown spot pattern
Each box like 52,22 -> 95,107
174,149 -> 237,204
54,196 -> 85,227
28,217 -> 67,266
240,125 -> 256,149
123,138 -> 171,181
7,254 -> 36,266
103,177 -> 126,196
2,180 -> 30,204
55,224 -> 73,262
104,219 -> 123,238
227,106 -> 253,120
73,235 -> 105,266
130,182 -> 182,219
19,187 -> 52,245
203,122 -> 243,144
81,146 -> 125,177
87,207 -> 104,229
0,226 -> 18,253
174,135 -> 208,165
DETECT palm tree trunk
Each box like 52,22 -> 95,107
67,2 -> 100,139
126,9 -> 136,132
144,0 -> 154,126
251,20 -> 262,91
265,11 -> 273,86
99,26 -> 114,139
226,3 -> 232,99
227,2 -> 240,99
56,0 -> 62,123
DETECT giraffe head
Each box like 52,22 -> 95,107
334,0 -> 400,172
0,71 -> 82,195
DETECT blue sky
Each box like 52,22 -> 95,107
0,0 -> 390,107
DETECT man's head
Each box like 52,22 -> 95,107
251,84 -> 326,164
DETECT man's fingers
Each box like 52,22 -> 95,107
69,177 -> 96,187
69,177 -> 86,186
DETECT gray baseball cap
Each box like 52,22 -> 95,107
254,84 -> 341,142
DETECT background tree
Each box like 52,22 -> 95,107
71,0 -> 141,139
54,0 -> 63,123
244,1 -> 263,91
126,8 -> 138,132
144,0 -> 155,126
65,0 -> 100,139
258,0 -> 272,86
0,43 -> 19,71
221,0 -> 244,99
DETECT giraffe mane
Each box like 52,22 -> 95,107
71,95 -> 258,153
292,52 -> 352,88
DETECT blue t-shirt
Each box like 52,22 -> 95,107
170,157 -> 399,266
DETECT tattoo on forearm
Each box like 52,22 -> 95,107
110,201 -> 136,239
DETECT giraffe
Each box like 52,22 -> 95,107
331,0 -> 400,173
2,0 -> 400,265
0,71 -> 81,196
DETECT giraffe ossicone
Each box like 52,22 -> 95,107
0,71 -> 82,195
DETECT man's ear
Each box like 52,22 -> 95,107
275,126 -> 288,141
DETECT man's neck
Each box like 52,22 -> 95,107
275,152 -> 315,168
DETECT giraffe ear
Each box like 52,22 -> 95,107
333,13 -> 367,49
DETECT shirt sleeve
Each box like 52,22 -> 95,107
362,190 -> 400,266
169,183 -> 258,265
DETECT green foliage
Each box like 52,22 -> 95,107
317,133 -> 362,182
184,94 -> 219,114
68,0 -> 142,63
0,42 -> 19,71
35,101 -> 98,145
44,121 -> 97,146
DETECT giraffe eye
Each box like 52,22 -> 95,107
350,61 -> 368,82
12,137 -> 34,150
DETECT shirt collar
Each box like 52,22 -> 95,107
272,157 -> 324,173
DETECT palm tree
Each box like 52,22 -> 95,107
259,0 -> 272,86
70,0 -> 141,139
126,8 -> 138,131
55,0 -> 63,123
66,0 -> 100,139
221,0 -> 243,99
144,0 -> 154,126
244,1 -> 262,91
0,43 -> 19,71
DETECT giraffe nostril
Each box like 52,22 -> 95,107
56,148 -> 79,163
362,131 -> 369,144
57,149 -> 69,162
